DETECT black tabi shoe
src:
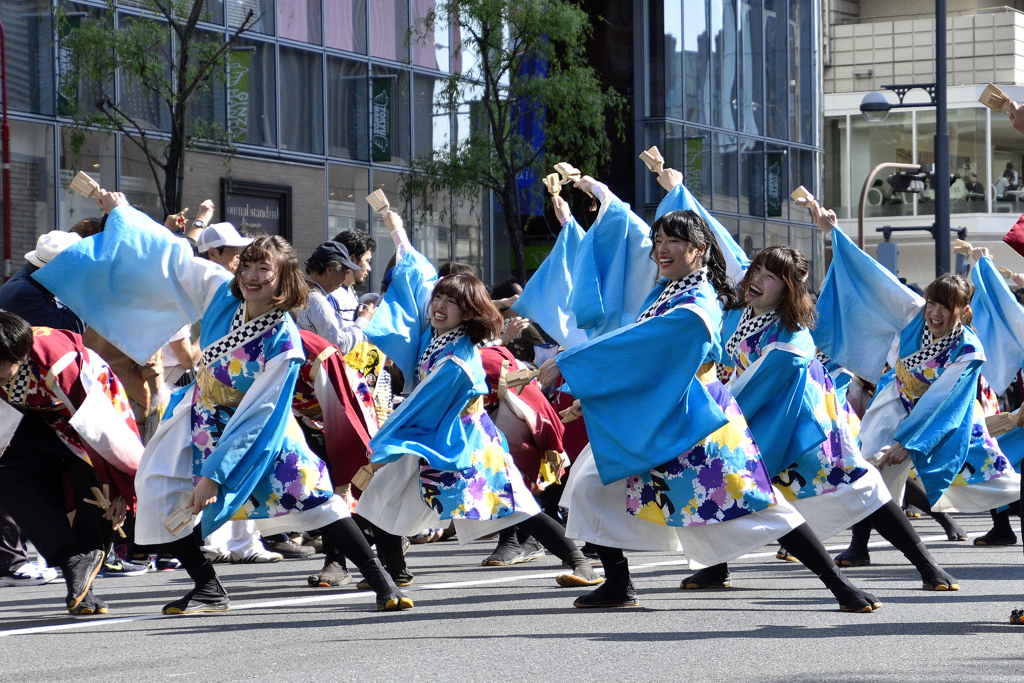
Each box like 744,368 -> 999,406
162,577 -> 230,615
61,550 -> 105,611
1010,609 -> 1024,625
308,555 -> 352,587
357,559 -> 413,612
572,578 -> 638,608
776,547 -> 798,562
680,564 -> 732,590
833,547 -> 871,567
68,589 -> 108,616
482,532 -> 524,566
555,551 -> 605,588
518,535 -> 547,563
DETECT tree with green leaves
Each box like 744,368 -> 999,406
401,0 -> 624,282
57,0 -> 257,217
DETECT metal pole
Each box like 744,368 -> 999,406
934,0 -> 950,276
858,162 -> 922,250
0,18 -> 10,282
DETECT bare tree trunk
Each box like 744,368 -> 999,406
501,184 -> 526,284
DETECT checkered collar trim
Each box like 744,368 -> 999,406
201,303 -> 286,368
6,361 -> 31,407
637,268 -> 708,322
899,321 -> 963,372
724,306 -> 780,360
418,325 -> 467,371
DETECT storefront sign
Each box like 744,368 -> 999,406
220,179 -> 291,240
371,79 -> 392,162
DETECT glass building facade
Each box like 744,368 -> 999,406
642,0 -> 825,285
1,0 -> 824,288
0,0 -> 491,291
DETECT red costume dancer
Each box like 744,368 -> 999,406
0,319 -> 142,614
293,330 -> 379,586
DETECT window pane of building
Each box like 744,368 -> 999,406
57,3 -> 108,119
189,30 -> 228,134
59,129 -> 116,231
328,58 -> 369,160
411,1 -> 449,71
372,0 -> 410,61
793,0 -> 814,144
765,143 -> 789,220
453,192 -> 486,278
738,0 -> 762,136
683,127 -> 712,209
649,0 -> 682,118
739,218 -> 763,258
228,0 -> 274,35
993,111 -> 1024,213
412,190 -> 452,266
121,138 -> 166,221
325,0 -> 367,53
328,164 -> 370,239
822,118 -> 844,217
796,147 -> 817,219
2,0 -> 53,115
280,48 -> 324,154
710,0 -> 738,130
227,40 -> 277,147
370,67 -> 411,165
683,0 -> 710,124
5,121 -> 56,266
740,137 -> 763,216
849,112 -> 913,219
413,74 -> 449,159
713,132 -> 739,213
765,220 -> 788,246
763,0 -> 787,139
279,0 -> 321,45
118,15 -> 172,133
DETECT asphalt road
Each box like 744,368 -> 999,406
2,512 -> 1022,682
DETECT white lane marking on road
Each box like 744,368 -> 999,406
0,532 -> 961,638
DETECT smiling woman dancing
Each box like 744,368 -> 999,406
35,191 -> 411,614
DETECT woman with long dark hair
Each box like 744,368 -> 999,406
712,244 -> 958,592
555,179 -> 879,611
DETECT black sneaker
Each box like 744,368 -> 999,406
61,550 -> 105,611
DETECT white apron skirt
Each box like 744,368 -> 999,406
560,444 -> 806,568
355,452 -> 542,544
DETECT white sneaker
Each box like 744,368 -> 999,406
0,562 -> 59,587
201,546 -> 233,564
230,548 -> 284,563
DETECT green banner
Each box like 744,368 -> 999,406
684,137 -> 703,198
371,79 -> 392,162
766,152 -> 783,217
227,49 -> 252,143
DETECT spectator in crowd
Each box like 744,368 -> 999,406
330,230 -> 377,323
294,241 -> 376,354
196,221 -> 253,273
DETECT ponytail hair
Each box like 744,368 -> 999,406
650,210 -> 739,308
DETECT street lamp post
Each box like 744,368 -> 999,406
858,1 -> 950,278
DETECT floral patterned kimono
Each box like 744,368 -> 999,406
721,308 -> 889,540
554,188 -> 803,568
354,237 -> 540,543
34,205 -> 348,544
814,226 -> 1019,512
0,327 -> 143,508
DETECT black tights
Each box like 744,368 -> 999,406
843,500 -> 951,582
162,517 -> 375,584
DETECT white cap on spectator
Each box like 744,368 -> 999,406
25,231 -> 82,268
197,222 -> 253,253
